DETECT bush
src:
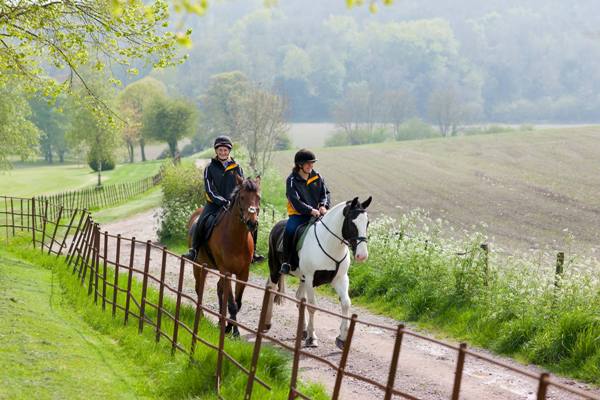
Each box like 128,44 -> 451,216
156,163 -> 205,242
394,118 -> 440,141
87,155 -> 115,171
325,128 -> 390,147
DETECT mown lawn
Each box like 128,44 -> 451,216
1,160 -> 164,198
0,250 -> 151,399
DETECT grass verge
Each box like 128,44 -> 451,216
3,236 -> 327,399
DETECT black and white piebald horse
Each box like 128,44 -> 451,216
264,196 -> 372,349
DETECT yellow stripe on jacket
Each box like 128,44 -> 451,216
306,175 -> 319,185
224,163 -> 238,172
287,200 -> 300,216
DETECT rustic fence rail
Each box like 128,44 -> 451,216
32,168 -> 164,221
1,195 -> 598,400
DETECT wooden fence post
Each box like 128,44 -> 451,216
124,237 -> 136,325
112,234 -> 121,317
332,314 -> 358,400
155,247 -> 168,343
451,343 -> 468,400
138,240 -> 152,334
172,257 -> 186,355
216,273 -> 232,394
383,324 -> 405,400
190,265 -> 208,357
288,298 -> 306,400
536,372 -> 549,400
245,287 -> 272,399
102,231 -> 108,310
480,243 -> 489,286
47,206 -> 63,255
554,252 -> 564,289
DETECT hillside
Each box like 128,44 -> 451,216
273,126 -> 600,256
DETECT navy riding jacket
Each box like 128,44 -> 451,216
286,170 -> 330,216
204,157 -> 244,208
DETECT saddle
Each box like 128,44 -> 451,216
189,208 -> 226,245
276,220 -> 312,253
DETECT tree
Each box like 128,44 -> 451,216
200,71 -> 250,141
65,79 -> 121,186
118,77 -> 167,161
142,97 -> 197,158
0,83 -> 40,169
0,1 -> 183,111
428,86 -> 465,137
333,81 -> 379,139
29,97 -> 69,164
380,89 -> 416,140
240,84 -> 289,175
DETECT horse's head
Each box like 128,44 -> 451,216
231,175 -> 261,231
342,196 -> 372,262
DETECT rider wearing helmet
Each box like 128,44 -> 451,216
183,135 -> 264,263
280,149 -> 330,274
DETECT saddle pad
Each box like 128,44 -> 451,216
276,221 -> 312,253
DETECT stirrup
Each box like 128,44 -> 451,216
182,248 -> 197,261
252,253 -> 265,263
280,262 -> 291,275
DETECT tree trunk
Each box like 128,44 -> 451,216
127,142 -> 134,163
58,150 -> 65,163
168,140 -> 177,158
140,138 -> 146,162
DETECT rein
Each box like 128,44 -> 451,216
313,212 -> 368,271
313,221 -> 348,271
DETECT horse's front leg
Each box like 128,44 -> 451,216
333,273 -> 351,350
295,279 -> 308,340
302,275 -> 319,348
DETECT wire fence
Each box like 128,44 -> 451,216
1,195 -> 598,400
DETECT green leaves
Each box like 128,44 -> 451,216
1,0 -> 180,112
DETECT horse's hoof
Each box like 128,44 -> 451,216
335,336 -> 345,350
232,328 -> 240,338
304,337 -> 319,348
263,323 -> 271,332
225,324 -> 233,334
302,330 -> 308,340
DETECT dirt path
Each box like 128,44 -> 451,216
101,209 -> 599,400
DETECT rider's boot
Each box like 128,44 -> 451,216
251,230 -> 265,263
182,248 -> 197,262
279,231 -> 293,275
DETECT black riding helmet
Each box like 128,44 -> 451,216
214,135 -> 233,150
294,149 -> 317,166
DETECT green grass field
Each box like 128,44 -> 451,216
1,237 -> 327,399
0,250 -> 153,399
274,126 -> 600,256
1,160 -> 164,198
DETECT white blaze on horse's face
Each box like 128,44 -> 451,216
354,212 -> 369,262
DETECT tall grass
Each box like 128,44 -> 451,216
348,211 -> 600,383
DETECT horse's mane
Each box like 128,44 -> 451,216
229,178 -> 260,201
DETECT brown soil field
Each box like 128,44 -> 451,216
273,126 -> 600,257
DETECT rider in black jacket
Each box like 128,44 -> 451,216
280,149 -> 330,274
183,136 -> 264,263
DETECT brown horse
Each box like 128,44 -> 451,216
187,175 -> 261,336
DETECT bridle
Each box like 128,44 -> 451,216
231,189 -> 259,232
313,208 -> 368,270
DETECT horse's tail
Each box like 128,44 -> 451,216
274,275 -> 285,305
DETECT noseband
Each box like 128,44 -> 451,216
232,191 -> 259,232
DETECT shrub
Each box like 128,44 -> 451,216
325,128 -> 390,147
394,118 -> 440,141
156,163 -> 205,241
87,155 -> 115,171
